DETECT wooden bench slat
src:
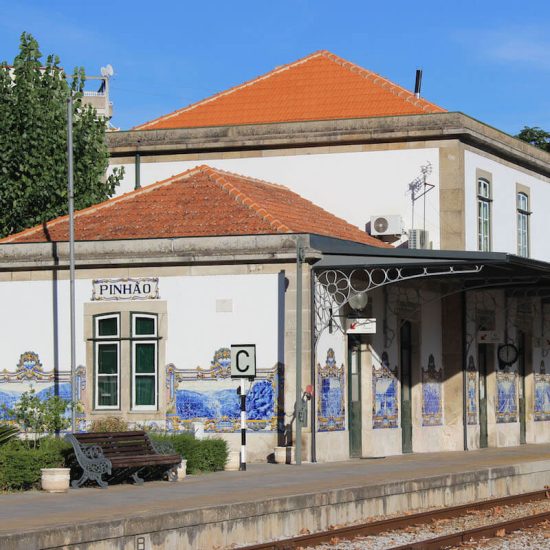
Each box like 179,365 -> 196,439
110,455 -> 180,465
74,430 -> 147,439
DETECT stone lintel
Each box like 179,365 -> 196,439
0,234 -> 322,271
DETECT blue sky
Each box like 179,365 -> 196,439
1,0 -> 549,134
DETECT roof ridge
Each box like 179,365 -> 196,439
200,165 -> 377,242
201,166 -> 292,233
0,166 -> 207,244
319,51 -> 444,113
133,51 -> 328,130
201,165 -> 292,191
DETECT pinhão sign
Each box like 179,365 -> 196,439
92,278 -> 159,301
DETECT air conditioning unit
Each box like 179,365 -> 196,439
369,215 -> 403,236
409,229 -> 430,249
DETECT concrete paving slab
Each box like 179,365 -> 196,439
1,443 -> 550,549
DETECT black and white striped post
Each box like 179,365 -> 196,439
240,378 -> 247,471
231,344 -> 256,473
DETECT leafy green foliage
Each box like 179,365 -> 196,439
90,416 -> 129,432
0,437 -> 70,490
0,424 -> 19,446
0,32 -> 123,238
150,433 -> 228,473
2,388 -> 70,447
515,126 -> 550,153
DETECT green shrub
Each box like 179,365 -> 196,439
150,433 -> 228,474
90,416 -> 128,432
188,438 -> 228,473
0,437 -> 69,491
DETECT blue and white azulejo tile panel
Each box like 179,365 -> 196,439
422,354 -> 443,426
372,351 -> 398,429
317,349 -> 345,432
165,347 -> 278,433
466,355 -> 478,425
496,370 -> 517,423
535,361 -> 550,422
0,352 -> 86,429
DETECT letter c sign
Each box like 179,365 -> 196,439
231,345 -> 256,379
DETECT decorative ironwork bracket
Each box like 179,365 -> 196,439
313,264 -> 483,343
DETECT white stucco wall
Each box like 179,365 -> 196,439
161,273 -> 279,369
464,150 -> 550,261
110,148 -> 441,248
0,278 -> 88,374
0,273 -> 279,376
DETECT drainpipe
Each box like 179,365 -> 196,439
135,152 -> 141,190
295,238 -> 304,465
462,290 -> 468,450
310,268 -> 317,463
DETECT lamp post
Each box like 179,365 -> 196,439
67,95 -> 76,433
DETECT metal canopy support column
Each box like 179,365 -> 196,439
295,239 -> 304,465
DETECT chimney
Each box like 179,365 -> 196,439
414,69 -> 423,98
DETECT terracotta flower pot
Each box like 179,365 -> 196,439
41,468 -> 70,493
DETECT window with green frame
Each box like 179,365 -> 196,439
517,192 -> 530,257
132,314 -> 158,410
477,178 -> 491,252
95,314 -> 120,409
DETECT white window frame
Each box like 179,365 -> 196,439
94,314 -> 120,410
131,314 -> 158,411
517,192 -> 530,257
477,178 -> 491,252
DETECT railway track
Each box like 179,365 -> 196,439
240,489 -> 550,550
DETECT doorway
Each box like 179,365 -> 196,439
348,336 -> 362,457
478,343 -> 490,448
400,321 -> 413,453
518,331 -> 527,445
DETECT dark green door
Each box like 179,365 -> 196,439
400,321 -> 413,453
348,338 -> 362,457
518,331 -> 527,445
478,344 -> 489,448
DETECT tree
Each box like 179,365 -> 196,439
0,32 -> 123,238
515,126 -> 550,153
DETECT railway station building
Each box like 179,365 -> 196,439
1,165 -> 549,462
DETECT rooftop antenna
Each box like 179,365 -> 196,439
100,64 -> 114,78
407,161 -> 433,237
414,69 -> 423,98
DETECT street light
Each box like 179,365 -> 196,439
67,95 -> 76,433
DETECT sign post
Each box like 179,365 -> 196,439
239,378 -> 247,471
231,345 -> 256,471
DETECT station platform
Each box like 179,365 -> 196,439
2,443 -> 550,550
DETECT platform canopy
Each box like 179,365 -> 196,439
308,234 -> 550,341
311,234 -> 550,289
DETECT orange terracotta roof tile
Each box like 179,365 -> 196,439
135,50 -> 445,130
0,165 -> 390,248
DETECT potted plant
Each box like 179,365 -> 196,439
5,389 -> 72,492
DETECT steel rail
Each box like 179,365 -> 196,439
239,489 -> 550,550
392,510 -> 550,549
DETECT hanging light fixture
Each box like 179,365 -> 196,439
349,291 -> 369,312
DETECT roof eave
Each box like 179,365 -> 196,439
108,112 -> 550,178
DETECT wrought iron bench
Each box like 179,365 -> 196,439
66,431 -> 182,488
